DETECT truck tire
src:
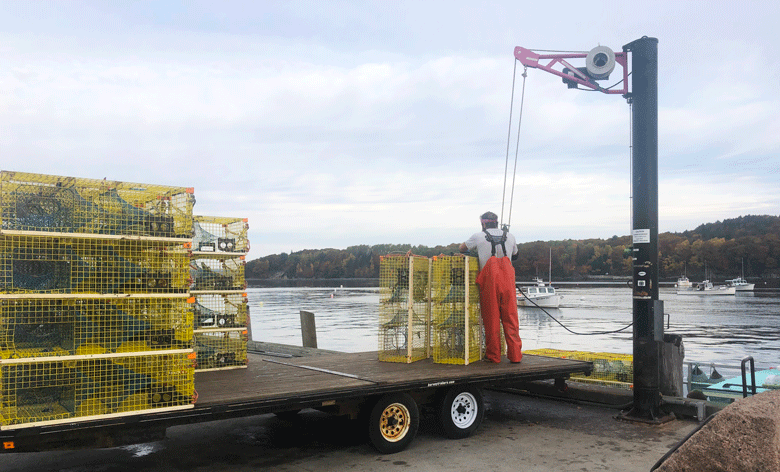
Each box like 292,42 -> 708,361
367,393 -> 419,454
438,385 -> 484,439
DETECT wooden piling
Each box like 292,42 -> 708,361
300,310 -> 318,348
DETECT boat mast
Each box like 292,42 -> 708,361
548,247 -> 552,285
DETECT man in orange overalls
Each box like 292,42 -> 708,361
460,212 -> 522,363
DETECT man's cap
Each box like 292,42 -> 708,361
480,211 -> 498,223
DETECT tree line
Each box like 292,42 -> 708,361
245,214 -> 780,282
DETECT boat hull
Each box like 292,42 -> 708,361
517,295 -> 561,308
676,287 -> 736,296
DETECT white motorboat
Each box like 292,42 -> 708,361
675,276 -> 692,289
518,278 -> 562,308
725,277 -> 755,291
725,260 -> 754,291
676,280 -> 735,296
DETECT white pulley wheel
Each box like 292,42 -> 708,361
586,46 -> 616,80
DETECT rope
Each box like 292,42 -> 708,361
518,290 -> 634,335
500,60 -> 518,225
506,66 -> 528,229
501,61 -> 528,229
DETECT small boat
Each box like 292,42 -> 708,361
725,277 -> 755,292
675,276 -> 692,289
703,368 -> 780,403
518,278 -> 562,308
676,280 -> 735,296
676,263 -> 692,288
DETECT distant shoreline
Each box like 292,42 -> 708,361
246,277 -> 780,290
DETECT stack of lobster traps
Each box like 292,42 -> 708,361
190,216 -> 249,371
0,171 -> 196,429
378,253 -> 483,365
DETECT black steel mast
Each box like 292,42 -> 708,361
622,36 -> 669,422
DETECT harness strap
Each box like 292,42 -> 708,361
483,229 -> 509,258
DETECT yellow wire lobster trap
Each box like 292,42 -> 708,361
189,256 -> 247,292
0,351 -> 195,429
431,255 -> 482,365
194,329 -> 248,371
0,297 -> 193,359
192,216 -> 249,254
0,234 -> 190,294
0,171 -> 195,238
525,348 -> 634,389
378,254 -> 431,363
192,293 -> 249,330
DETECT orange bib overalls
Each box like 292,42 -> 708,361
475,231 -> 523,363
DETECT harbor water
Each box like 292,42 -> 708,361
248,285 -> 780,369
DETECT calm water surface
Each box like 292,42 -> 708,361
248,286 -> 780,369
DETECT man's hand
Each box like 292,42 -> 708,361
459,243 -> 468,253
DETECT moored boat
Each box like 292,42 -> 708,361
675,276 -> 692,289
676,280 -> 735,296
725,276 -> 754,291
518,277 -> 562,308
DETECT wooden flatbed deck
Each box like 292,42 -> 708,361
196,351 -> 592,408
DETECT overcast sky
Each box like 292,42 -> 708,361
1,1 -> 778,257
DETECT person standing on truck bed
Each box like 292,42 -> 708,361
459,211 -> 522,364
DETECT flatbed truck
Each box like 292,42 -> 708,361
1,350 -> 592,454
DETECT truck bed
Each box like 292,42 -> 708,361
1,352 -> 592,452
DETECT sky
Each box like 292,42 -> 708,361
1,1 -> 778,257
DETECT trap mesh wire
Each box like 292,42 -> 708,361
525,349 -> 634,389
189,256 -> 246,292
0,234 -> 190,295
0,171 -> 194,238
431,255 -> 482,365
378,254 -> 430,363
192,216 -> 249,254
194,329 -> 248,371
0,352 -> 195,428
0,298 -> 193,359
193,293 -> 249,330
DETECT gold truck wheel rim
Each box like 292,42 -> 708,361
379,402 -> 411,442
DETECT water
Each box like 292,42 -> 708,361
248,286 -> 780,369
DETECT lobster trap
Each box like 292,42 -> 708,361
192,216 -> 249,254
431,255 -> 482,365
525,349 -> 634,389
0,234 -> 190,295
0,297 -> 193,359
189,257 -> 246,292
0,171 -> 194,238
192,293 -> 248,330
0,351 -> 195,429
378,254 -> 431,363
193,329 -> 248,371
